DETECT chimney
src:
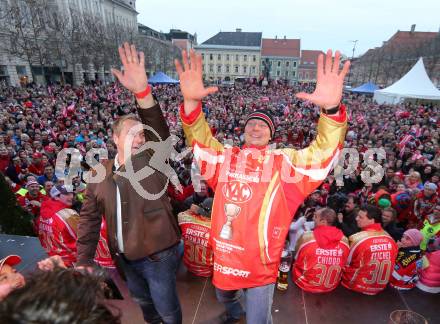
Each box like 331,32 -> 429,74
410,24 -> 416,33
275,35 -> 278,39
236,28 -> 242,32
283,35 -> 286,40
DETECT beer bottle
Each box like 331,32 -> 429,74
276,249 -> 291,291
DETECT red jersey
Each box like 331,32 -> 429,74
17,192 -> 49,217
391,191 -> 412,223
342,223 -> 398,295
38,199 -> 79,267
168,183 -> 194,202
178,210 -> 213,277
181,102 -> 347,290
0,156 -> 9,173
38,199 -> 114,268
293,226 -> 349,293
93,217 -> 115,268
29,163 -> 45,175
389,246 -> 422,290
413,192 -> 438,228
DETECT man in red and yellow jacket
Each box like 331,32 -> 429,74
178,198 -> 214,277
342,205 -> 398,295
175,49 -> 349,323
293,207 -> 349,293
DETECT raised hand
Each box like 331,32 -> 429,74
175,49 -> 218,115
111,42 -> 148,94
37,255 -> 66,271
296,50 -> 350,109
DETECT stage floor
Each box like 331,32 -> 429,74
1,234 -> 438,324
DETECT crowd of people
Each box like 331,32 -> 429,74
0,44 -> 439,323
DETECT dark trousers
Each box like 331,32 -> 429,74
117,245 -> 182,324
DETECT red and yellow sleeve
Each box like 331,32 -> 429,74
276,105 -> 348,197
180,102 -> 225,190
180,101 -> 224,153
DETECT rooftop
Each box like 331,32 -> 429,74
261,38 -> 300,57
201,30 -> 262,47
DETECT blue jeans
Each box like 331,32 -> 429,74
119,245 -> 182,324
216,284 -> 275,324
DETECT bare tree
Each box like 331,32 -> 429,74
46,8 -> 71,84
3,0 -> 52,84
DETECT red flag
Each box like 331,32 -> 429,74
399,134 -> 412,148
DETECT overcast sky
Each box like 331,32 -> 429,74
137,0 -> 439,57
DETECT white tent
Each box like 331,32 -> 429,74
373,58 -> 440,104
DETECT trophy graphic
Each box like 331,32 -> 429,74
220,203 -> 241,240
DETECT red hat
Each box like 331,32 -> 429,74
44,145 -> 55,153
394,171 -> 404,180
32,152 -> 43,159
0,255 -> 22,271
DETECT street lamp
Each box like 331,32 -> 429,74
347,40 -> 358,85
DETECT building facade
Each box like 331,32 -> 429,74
261,37 -> 300,83
137,24 -> 182,79
350,25 -> 440,87
166,29 -> 197,53
0,0 -> 138,86
298,50 -> 325,82
195,29 -> 262,83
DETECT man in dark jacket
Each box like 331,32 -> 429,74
382,207 -> 404,242
76,43 -> 182,324
337,194 -> 360,237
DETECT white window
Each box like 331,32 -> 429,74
286,61 -> 290,67
253,55 -> 256,62
210,54 -> 213,60
293,61 -> 297,67
226,54 -> 230,61
209,65 -> 214,72
218,54 -> 221,60
277,61 -> 281,67
201,54 -> 205,60
251,66 -> 256,74
285,71 -> 289,77
226,65 -> 230,73
243,66 -> 247,73
277,71 -> 280,76
217,65 -> 222,73
292,71 -> 296,77
244,55 -> 247,61
235,54 -> 239,61
235,65 -> 239,73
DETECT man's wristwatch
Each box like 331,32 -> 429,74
321,104 -> 340,115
